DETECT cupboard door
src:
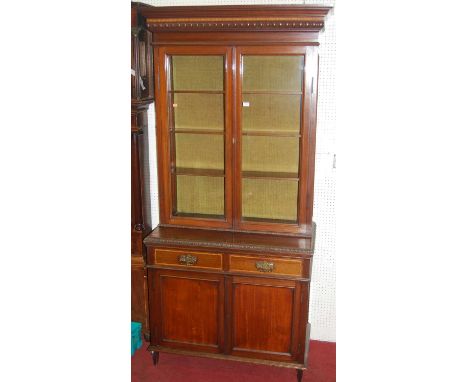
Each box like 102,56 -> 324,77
228,276 -> 302,362
149,269 -> 225,353
157,46 -> 233,229
235,46 -> 314,234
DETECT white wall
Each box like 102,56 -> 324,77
141,0 -> 336,342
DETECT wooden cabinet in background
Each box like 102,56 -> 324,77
138,4 -> 331,381
131,3 -> 153,339
131,100 -> 152,338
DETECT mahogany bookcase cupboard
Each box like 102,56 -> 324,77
138,4 -> 331,381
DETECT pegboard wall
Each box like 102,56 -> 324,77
141,0 -> 336,342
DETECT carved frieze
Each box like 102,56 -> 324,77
147,16 -> 325,32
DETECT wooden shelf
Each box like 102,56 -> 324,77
241,216 -> 298,224
242,171 -> 299,181
242,90 -> 302,95
173,212 -> 225,220
175,167 -> 225,177
242,130 -> 300,137
173,128 -> 224,135
169,90 -> 224,94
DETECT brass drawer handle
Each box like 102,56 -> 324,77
255,261 -> 275,272
178,254 -> 198,266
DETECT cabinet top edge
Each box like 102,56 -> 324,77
136,4 -> 332,17
143,226 -> 315,256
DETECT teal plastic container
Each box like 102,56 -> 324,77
131,322 -> 143,356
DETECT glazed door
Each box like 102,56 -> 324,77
227,276 -> 303,362
234,46 -> 315,235
149,269 -> 225,353
156,46 -> 233,229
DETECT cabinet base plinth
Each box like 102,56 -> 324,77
147,345 -> 306,370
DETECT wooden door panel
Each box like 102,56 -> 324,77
230,276 -> 300,361
234,284 -> 293,353
162,276 -> 218,345
153,269 -> 224,353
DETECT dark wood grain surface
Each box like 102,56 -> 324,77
149,269 -> 225,354
231,277 -> 297,357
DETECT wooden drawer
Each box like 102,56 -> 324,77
148,248 -> 223,270
229,255 -> 303,277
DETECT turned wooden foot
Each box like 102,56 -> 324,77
151,351 -> 159,366
296,369 -> 303,382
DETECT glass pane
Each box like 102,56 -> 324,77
176,175 -> 224,216
175,133 -> 224,170
173,93 -> 224,131
242,179 -> 298,222
169,54 -> 226,220
171,56 -> 224,91
243,94 -> 301,133
241,54 -> 304,223
242,136 -> 298,174
242,56 -> 303,92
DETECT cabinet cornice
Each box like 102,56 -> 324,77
139,5 -> 331,33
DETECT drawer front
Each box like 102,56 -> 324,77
149,248 -> 222,270
229,255 -> 302,277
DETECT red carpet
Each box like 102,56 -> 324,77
132,341 -> 336,382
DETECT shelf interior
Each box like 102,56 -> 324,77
175,133 -> 224,170
172,92 -> 225,131
242,55 -> 304,92
242,178 -> 298,222
164,53 -> 307,225
176,175 -> 224,216
242,135 -> 299,173
242,93 -> 302,134
171,55 -> 224,91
